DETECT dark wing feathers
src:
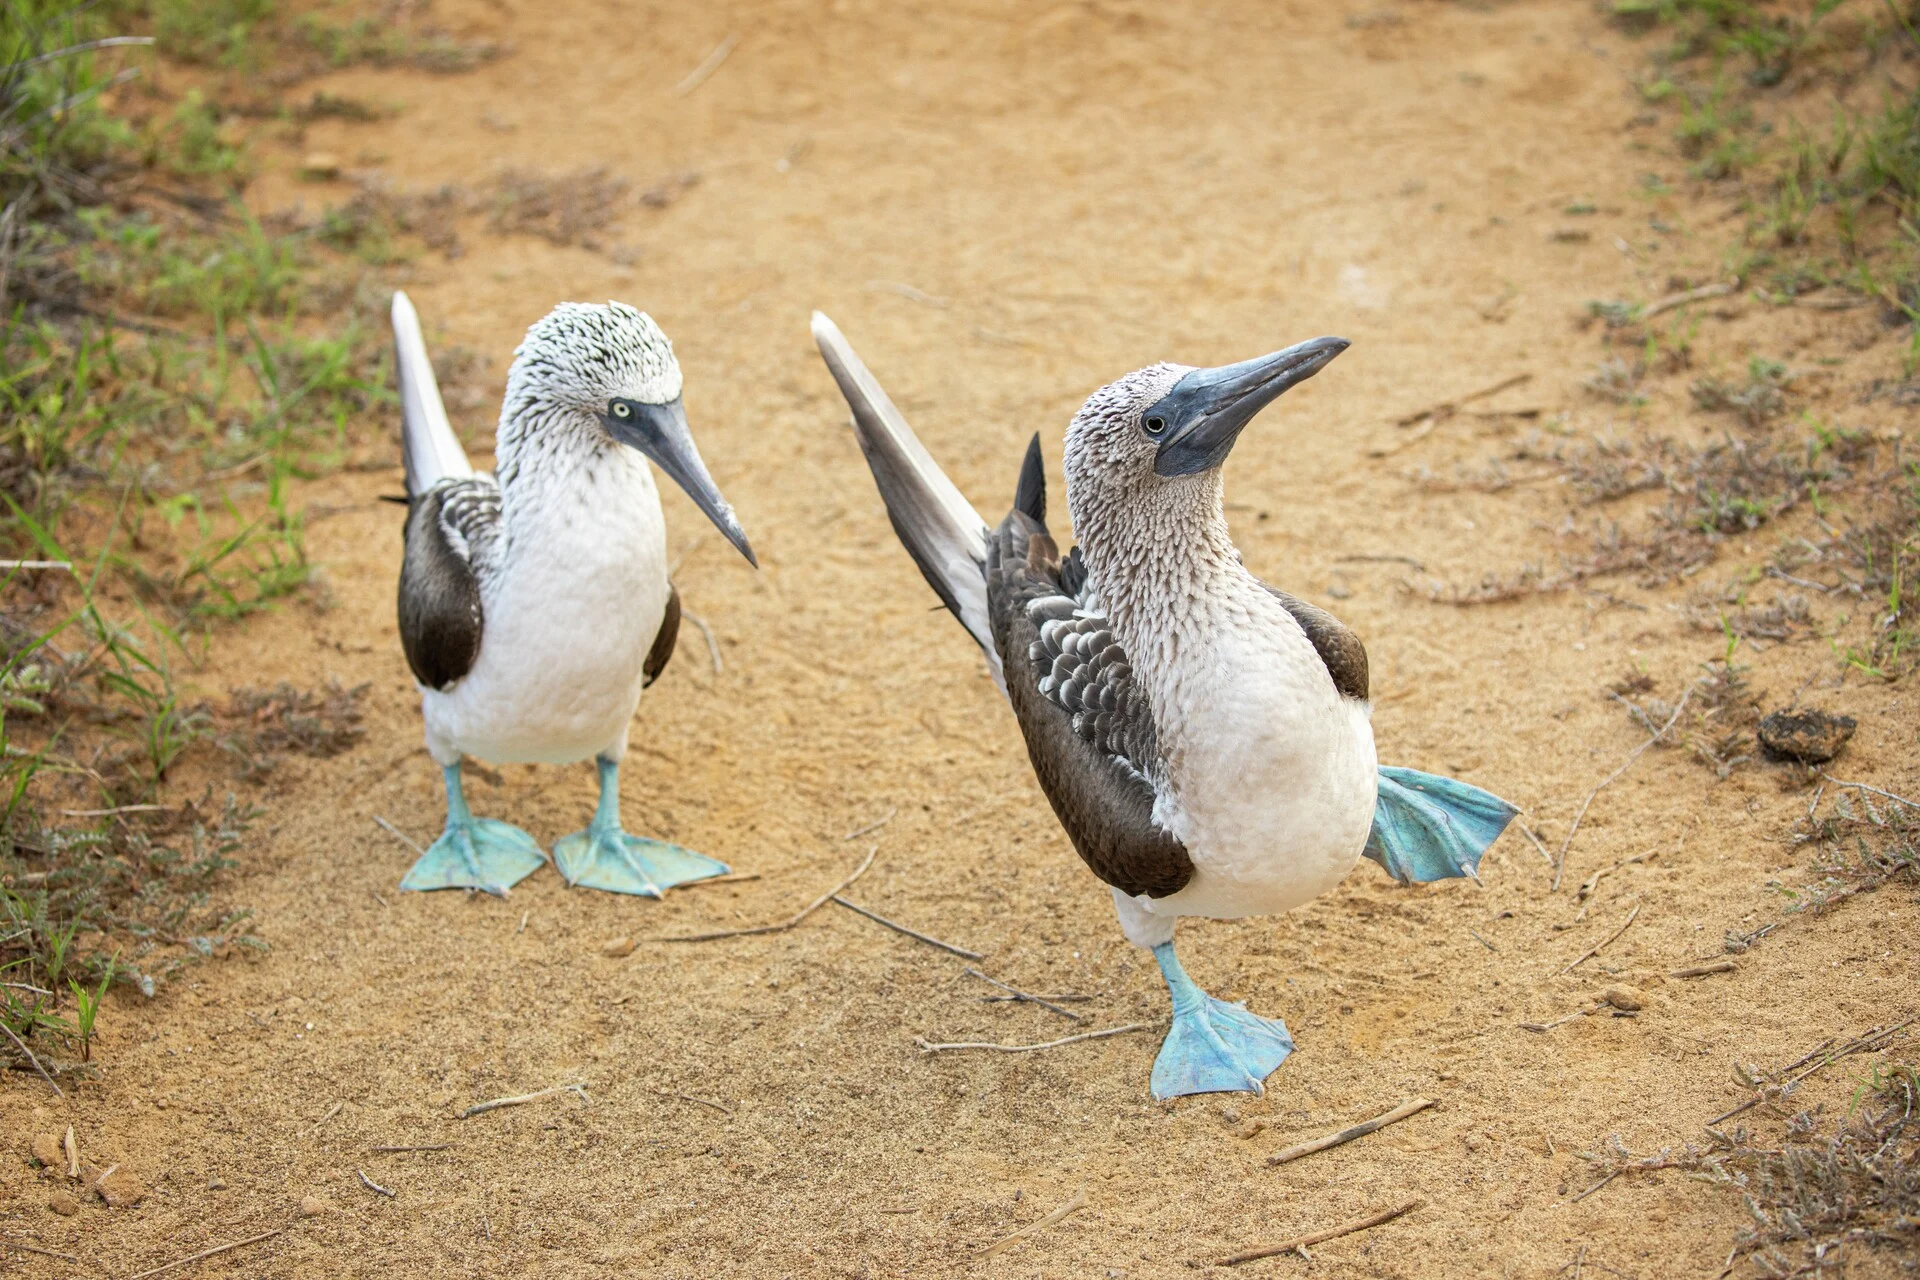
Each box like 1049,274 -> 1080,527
643,585 -> 680,688
987,444 -> 1193,900
397,477 -> 497,691
1259,584 -> 1370,701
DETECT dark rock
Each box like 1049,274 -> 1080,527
1758,709 -> 1856,764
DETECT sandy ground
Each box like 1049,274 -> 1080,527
4,1 -> 1918,1276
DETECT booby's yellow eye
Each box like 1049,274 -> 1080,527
612,402 -> 631,418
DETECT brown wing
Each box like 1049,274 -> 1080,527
643,586 -> 680,688
985,437 -> 1194,900
1259,584 -> 1369,701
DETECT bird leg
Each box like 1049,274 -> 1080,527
552,756 -> 729,897
1147,941 -> 1293,1100
399,763 -> 547,896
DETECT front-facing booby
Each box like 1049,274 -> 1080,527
812,313 -> 1516,1099
391,292 -> 755,897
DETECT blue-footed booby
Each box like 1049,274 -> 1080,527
812,313 -> 1516,1099
391,292 -> 755,896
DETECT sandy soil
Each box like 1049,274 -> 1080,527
5,1 -> 1918,1276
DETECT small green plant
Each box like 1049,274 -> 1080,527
67,951 -> 114,1061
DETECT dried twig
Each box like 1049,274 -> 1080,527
671,32 -> 739,97
1555,686 -> 1694,890
373,815 -> 427,857
866,279 -> 948,308
127,1229 -> 284,1280
980,1185 -> 1087,1257
832,896 -> 983,959
2,1241 -> 79,1261
357,1169 -> 396,1198
1817,773 -> 1920,812
915,1024 -> 1148,1054
1517,823 -> 1554,867
307,1100 -> 343,1136
1557,903 -> 1641,976
1395,374 -> 1531,427
459,1081 -> 588,1119
1336,553 -> 1426,571
64,1126 -> 77,1178
964,968 -> 1082,1020
664,847 -> 875,942
370,1144 -> 451,1153
682,610 -> 723,673
1214,1199 -> 1422,1266
1670,960 -> 1737,979
1266,1098 -> 1436,1167
842,808 -> 896,840
1641,280 -> 1736,320
0,1021 -> 61,1098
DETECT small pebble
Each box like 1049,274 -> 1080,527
299,1196 -> 329,1217
30,1132 -> 61,1169
602,937 -> 635,958
48,1190 -> 79,1216
1220,1105 -> 1241,1125
209,1177 -> 227,1190
1601,984 -> 1647,1012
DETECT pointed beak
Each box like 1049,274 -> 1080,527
1149,336 -> 1350,477
603,397 -> 757,568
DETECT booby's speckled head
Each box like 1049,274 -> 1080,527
501,301 -> 755,567
1063,337 -> 1349,496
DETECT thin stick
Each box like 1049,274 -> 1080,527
1571,1171 -> 1619,1203
842,808 -> 896,840
3,1241 -> 79,1261
682,870 -> 761,887
671,32 -> 739,97
651,1088 -> 733,1116
1,981 -> 51,994
683,610 -> 723,673
60,802 -> 167,816
980,1185 -> 1087,1257
1336,553 -> 1426,571
1517,823 -> 1554,866
64,1125 -> 77,1178
373,815 -> 427,857
833,896 -> 983,959
915,1023 -> 1148,1054
663,846 -> 876,942
370,1144 -> 451,1153
307,1100 -> 343,1135
980,993 -> 1090,1004
1817,773 -> 1920,811
1265,1098 -> 1436,1167
0,559 -> 72,571
1557,903 -> 1641,976
1469,929 -> 1497,952
964,967 -> 1082,1019
0,1021 -> 61,1098
1555,687 -> 1693,890
459,1081 -> 588,1119
517,911 -> 528,934
1214,1199 -> 1422,1267
1641,280 -> 1736,320
1670,960 -> 1737,979
1395,373 -> 1531,426
127,1229 -> 284,1280
357,1170 -> 396,1198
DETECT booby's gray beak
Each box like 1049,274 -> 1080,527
1148,336 -> 1350,477
603,397 -> 757,568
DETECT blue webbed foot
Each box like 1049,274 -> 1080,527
554,827 -> 728,897
554,755 -> 729,896
1364,765 -> 1520,885
1150,942 -> 1293,1100
399,766 -> 546,896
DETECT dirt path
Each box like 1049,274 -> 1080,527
5,2 -> 1917,1276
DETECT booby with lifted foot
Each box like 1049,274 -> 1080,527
812,313 -> 1515,1099
392,292 -> 755,896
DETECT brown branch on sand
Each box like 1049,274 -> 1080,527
831,896 -> 983,959
964,968 -> 1083,1020
3,1241 -> 80,1262
980,1185 -> 1087,1257
357,1169 -> 396,1198
126,1229 -> 284,1280
915,1024 -> 1148,1054
1557,903 -> 1641,977
663,847 -> 876,943
458,1081 -> 588,1119
1669,960 -> 1737,979
372,814 -> 428,857
370,1144 -> 451,1153
1266,1098 -> 1436,1167
1555,686 -> 1693,890
1214,1199 -> 1423,1266
0,1020 -> 62,1098
1395,373 -> 1531,427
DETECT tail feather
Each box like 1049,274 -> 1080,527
1012,433 -> 1045,524
392,290 -> 472,499
810,311 -> 1002,688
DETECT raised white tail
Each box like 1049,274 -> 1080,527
810,311 -> 1002,689
392,291 -> 473,499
